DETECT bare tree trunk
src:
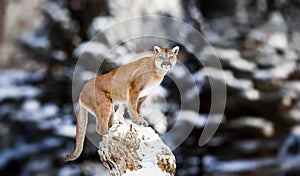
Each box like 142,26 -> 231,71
0,0 -> 7,45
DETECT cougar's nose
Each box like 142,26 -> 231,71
161,62 -> 172,69
161,62 -> 171,67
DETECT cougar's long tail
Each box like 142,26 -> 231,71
65,105 -> 88,161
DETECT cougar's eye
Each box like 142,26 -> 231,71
160,56 -> 164,60
168,56 -> 173,60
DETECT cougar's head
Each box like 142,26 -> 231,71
154,46 -> 179,71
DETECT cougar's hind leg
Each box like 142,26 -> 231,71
95,96 -> 112,135
108,106 -> 114,128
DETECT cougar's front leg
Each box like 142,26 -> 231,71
128,88 -> 148,126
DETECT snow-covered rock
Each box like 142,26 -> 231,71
99,121 -> 176,176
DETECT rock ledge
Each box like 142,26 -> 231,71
99,121 -> 176,176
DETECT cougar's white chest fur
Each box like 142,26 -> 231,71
139,81 -> 161,98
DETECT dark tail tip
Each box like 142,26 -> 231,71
64,153 -> 76,162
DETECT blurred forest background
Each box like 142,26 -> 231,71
1,0 -> 300,175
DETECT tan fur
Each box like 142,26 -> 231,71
65,46 -> 179,161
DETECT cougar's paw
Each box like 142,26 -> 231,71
133,118 -> 149,127
97,126 -> 109,135
142,120 -> 149,127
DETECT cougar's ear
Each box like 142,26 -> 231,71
154,46 -> 161,55
172,46 -> 179,55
